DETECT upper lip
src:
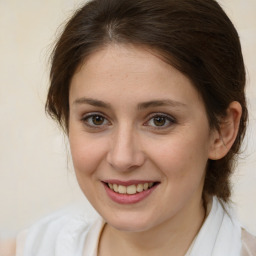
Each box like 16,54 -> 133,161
102,179 -> 159,186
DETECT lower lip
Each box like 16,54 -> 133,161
103,183 -> 158,204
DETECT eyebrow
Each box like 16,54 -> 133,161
72,97 -> 186,109
72,97 -> 111,108
137,99 -> 187,109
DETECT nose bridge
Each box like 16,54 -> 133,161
107,122 -> 144,171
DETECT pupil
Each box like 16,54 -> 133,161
154,117 -> 165,126
93,115 -> 104,125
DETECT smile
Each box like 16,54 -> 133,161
103,180 -> 159,204
107,182 -> 154,194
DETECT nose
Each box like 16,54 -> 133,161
106,125 -> 145,172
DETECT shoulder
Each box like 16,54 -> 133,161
16,207 -> 99,256
241,229 -> 256,256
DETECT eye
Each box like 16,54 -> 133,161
145,113 -> 175,129
82,113 -> 110,128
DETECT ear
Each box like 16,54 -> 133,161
208,101 -> 242,160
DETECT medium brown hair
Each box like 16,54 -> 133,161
46,0 -> 248,202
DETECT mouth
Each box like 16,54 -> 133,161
107,182 -> 156,194
102,180 -> 160,204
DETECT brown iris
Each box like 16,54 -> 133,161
153,116 -> 166,126
92,115 -> 105,125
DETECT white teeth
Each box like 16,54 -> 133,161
143,183 -> 149,190
136,184 -> 144,192
118,185 -> 126,194
108,182 -> 155,194
113,184 -> 118,192
127,185 -> 137,195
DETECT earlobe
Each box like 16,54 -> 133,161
208,101 -> 242,160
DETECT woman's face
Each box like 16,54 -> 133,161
69,44 -> 216,232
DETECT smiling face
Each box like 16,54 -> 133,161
68,44 -> 216,232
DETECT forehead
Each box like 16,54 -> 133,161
70,44 -> 201,105
73,44 -> 175,83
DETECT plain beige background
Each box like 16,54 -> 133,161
0,0 -> 255,239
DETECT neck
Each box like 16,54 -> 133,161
98,197 -> 206,256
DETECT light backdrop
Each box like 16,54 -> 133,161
0,0 -> 255,239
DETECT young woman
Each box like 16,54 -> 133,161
14,0 -> 255,255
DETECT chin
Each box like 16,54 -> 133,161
110,221 -> 151,233
103,211 -> 158,233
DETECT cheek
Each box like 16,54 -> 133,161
69,133 -> 107,177
147,131 -> 210,181
68,134 -> 109,202
150,136 -> 208,210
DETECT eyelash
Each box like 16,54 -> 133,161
144,113 -> 176,129
81,112 -> 111,129
81,112 -> 176,130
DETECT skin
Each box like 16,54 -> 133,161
68,44 -> 241,256
0,239 -> 16,256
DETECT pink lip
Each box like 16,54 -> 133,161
102,181 -> 159,204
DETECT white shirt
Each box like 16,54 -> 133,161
17,197 -> 244,256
